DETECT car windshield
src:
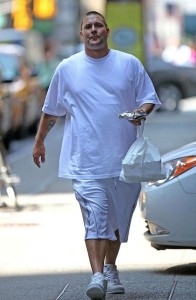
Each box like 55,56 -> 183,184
0,53 -> 20,82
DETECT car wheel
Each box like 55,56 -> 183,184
157,83 -> 183,111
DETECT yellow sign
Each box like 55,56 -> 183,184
106,1 -> 144,62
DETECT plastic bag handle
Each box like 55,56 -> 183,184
136,119 -> 145,138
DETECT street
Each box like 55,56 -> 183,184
0,109 -> 196,299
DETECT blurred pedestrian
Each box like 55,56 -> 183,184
33,11 -> 161,300
37,39 -> 60,94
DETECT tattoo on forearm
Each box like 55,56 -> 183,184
47,120 -> 55,130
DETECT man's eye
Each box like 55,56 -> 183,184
84,25 -> 91,29
84,23 -> 104,29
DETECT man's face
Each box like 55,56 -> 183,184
80,14 -> 109,51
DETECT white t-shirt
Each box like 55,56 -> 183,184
43,49 -> 161,179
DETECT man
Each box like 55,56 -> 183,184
33,11 -> 161,300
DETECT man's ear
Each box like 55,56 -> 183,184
80,31 -> 83,39
107,28 -> 110,37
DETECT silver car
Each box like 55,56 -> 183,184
139,141 -> 196,250
0,44 -> 43,148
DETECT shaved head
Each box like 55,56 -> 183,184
80,11 -> 108,30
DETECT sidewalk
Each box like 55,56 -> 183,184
0,189 -> 196,299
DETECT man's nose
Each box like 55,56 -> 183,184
91,25 -> 97,32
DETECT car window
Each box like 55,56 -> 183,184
0,53 -> 20,82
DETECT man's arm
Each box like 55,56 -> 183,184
136,103 -> 155,114
131,103 -> 155,125
33,113 -> 58,168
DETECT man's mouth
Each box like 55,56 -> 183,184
90,36 -> 99,40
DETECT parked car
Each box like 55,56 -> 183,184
0,44 -> 43,148
146,57 -> 196,111
139,141 -> 196,250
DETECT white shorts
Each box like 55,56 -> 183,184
72,178 -> 141,243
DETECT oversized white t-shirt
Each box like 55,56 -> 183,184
43,49 -> 161,179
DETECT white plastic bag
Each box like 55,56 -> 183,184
120,120 -> 166,183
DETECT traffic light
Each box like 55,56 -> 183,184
33,0 -> 56,20
12,0 -> 33,30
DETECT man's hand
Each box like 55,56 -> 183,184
129,109 -> 146,126
32,113 -> 58,168
33,141 -> 45,168
129,104 -> 155,126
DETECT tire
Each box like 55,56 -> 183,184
157,83 -> 183,112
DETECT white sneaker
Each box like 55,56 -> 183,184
86,272 -> 107,300
104,264 -> 125,294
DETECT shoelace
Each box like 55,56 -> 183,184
91,274 -> 105,283
105,269 -> 120,284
